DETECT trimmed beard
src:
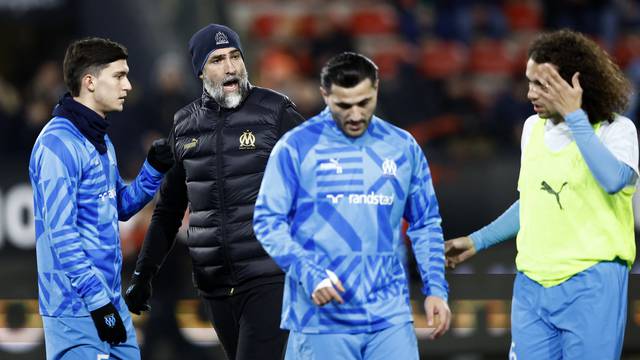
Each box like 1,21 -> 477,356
203,73 -> 249,109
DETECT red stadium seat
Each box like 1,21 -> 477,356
250,13 -> 284,39
504,1 -> 542,31
419,40 -> 468,79
348,7 -> 398,36
468,38 -> 515,75
613,34 -> 640,69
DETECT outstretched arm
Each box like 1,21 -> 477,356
445,200 -> 519,269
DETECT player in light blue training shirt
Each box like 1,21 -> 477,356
254,52 -> 451,359
29,38 -> 173,360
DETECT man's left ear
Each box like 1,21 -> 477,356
84,74 -> 95,92
319,86 -> 329,104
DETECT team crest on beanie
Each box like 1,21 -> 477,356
215,32 -> 229,45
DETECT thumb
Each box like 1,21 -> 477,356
425,300 -> 435,326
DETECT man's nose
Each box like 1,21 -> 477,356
527,86 -> 537,101
123,77 -> 132,91
348,107 -> 364,121
224,58 -> 237,74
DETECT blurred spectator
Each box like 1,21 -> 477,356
14,60 -> 65,157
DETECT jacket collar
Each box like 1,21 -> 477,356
52,93 -> 110,154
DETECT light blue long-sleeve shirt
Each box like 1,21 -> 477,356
29,116 -> 163,317
253,108 -> 447,333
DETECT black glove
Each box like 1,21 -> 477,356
147,138 -> 174,173
90,302 -> 127,345
124,272 -> 152,315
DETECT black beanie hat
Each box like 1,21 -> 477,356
188,24 -> 243,77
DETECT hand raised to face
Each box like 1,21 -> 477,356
535,63 -> 583,118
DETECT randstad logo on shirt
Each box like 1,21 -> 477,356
98,188 -> 116,201
326,192 -> 394,206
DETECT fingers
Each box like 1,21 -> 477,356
425,299 -> 435,327
430,304 -> 451,340
424,297 -> 452,340
312,286 -> 344,306
457,249 -> 475,263
445,237 -> 476,269
444,240 -> 454,253
333,277 -> 346,293
572,72 -> 581,91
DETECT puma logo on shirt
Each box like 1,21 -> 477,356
540,181 -> 568,210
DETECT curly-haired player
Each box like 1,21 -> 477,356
445,29 -> 637,359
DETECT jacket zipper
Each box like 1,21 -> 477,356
216,110 -> 238,288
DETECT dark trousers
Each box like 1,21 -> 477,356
202,282 -> 288,360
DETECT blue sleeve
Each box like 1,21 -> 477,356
32,136 -> 110,311
469,200 -> 520,251
403,141 -> 448,301
116,159 -> 164,221
565,109 -> 635,194
253,140 -> 328,296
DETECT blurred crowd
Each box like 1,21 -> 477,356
2,1 -> 640,358
3,0 -> 640,177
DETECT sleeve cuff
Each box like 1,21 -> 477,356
84,290 -> 111,312
143,159 -> 164,179
423,284 -> 448,302
299,263 -> 328,296
469,231 -> 485,251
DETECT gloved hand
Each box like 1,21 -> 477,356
124,271 -> 152,315
147,138 -> 174,173
90,302 -> 127,344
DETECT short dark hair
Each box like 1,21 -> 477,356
528,29 -> 631,123
63,37 -> 128,96
320,52 -> 378,91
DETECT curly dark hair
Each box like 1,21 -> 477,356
528,29 -> 631,123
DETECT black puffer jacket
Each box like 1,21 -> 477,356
137,86 -> 304,297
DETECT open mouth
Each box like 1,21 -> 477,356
223,78 -> 240,91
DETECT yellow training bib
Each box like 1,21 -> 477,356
516,118 -> 635,287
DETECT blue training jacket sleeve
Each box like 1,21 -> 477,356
30,136 -> 110,311
254,140 -> 328,296
403,140 -> 448,300
115,159 -> 164,221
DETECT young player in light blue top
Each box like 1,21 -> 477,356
29,37 -> 173,360
254,52 -> 451,359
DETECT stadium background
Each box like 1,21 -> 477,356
1,0 -> 640,359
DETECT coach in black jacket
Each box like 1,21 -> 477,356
124,24 -> 304,360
